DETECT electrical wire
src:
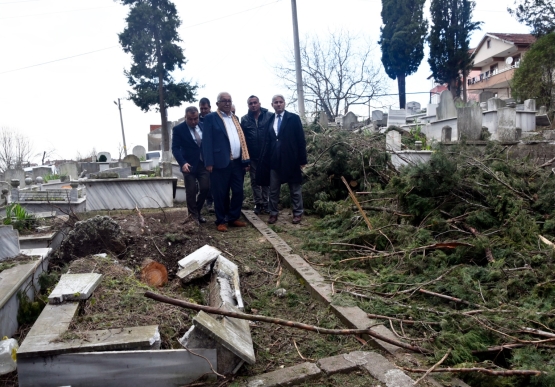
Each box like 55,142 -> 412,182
0,46 -> 117,75
0,5 -> 117,19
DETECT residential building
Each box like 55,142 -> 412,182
467,33 -> 536,100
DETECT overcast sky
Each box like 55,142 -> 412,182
0,0 -> 530,162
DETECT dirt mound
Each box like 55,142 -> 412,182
58,216 -> 126,262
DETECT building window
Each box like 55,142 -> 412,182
487,39 -> 491,49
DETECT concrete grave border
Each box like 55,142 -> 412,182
242,209 -> 402,355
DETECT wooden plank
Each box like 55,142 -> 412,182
18,349 -> 217,387
177,245 -> 221,283
48,273 -> 103,304
18,325 -> 160,359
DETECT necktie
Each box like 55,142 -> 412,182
191,127 -> 202,161
277,114 -> 282,135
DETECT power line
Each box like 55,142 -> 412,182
0,5 -> 117,19
0,46 -> 117,75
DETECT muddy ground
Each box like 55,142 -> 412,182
0,206 -> 407,387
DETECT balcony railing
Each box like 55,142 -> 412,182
467,62 -> 520,86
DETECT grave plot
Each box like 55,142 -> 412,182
17,272 -> 217,387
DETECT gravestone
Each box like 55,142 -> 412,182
497,107 -> 517,142
539,106 -> 547,115
457,104 -> 483,140
59,162 -> 79,180
524,99 -> 536,111
132,145 -> 147,160
97,152 -> 112,162
406,101 -> 421,116
441,126 -> 452,142
342,112 -> 357,130
371,110 -> 383,121
487,97 -> 506,111
436,91 -> 457,120
318,112 -> 329,129
4,168 -> 25,184
387,109 -> 406,127
386,130 -> 402,152
426,104 -> 437,117
0,226 -> 20,260
31,166 -> 52,180
479,91 -> 495,103
148,130 -> 162,151
123,155 -> 141,171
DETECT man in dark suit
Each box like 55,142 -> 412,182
202,92 -> 251,232
257,94 -> 307,225
171,106 -> 209,223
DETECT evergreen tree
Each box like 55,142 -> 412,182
118,0 -> 197,153
379,0 -> 428,109
512,33 -> 555,116
428,0 -> 481,99
508,0 -> 555,37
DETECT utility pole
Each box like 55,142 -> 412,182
114,98 -> 128,156
291,0 -> 305,120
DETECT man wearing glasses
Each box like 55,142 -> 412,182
202,92 -> 251,232
241,95 -> 272,215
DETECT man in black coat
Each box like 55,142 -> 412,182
257,94 -> 307,224
171,106 -> 209,223
241,95 -> 272,214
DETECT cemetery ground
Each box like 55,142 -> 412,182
0,206 -> 424,387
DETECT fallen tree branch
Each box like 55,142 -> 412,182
367,313 -> 440,326
144,291 -> 432,354
401,366 -> 545,376
419,288 -> 486,309
358,205 -> 412,217
413,349 -> 451,385
341,176 -> 373,230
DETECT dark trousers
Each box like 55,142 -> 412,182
210,159 -> 246,225
249,159 -> 269,208
269,169 -> 303,217
183,161 -> 210,219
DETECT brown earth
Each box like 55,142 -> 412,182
1,207 -> 390,387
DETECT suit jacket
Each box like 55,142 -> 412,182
257,110 -> 307,185
171,121 -> 204,173
202,111 -> 246,169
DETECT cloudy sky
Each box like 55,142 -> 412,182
0,0 -> 530,162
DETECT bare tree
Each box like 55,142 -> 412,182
0,127 -> 34,173
116,142 -> 125,161
275,30 -> 388,121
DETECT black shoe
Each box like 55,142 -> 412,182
254,205 -> 261,215
198,216 -> 207,224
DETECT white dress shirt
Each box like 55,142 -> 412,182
220,111 -> 241,160
273,112 -> 283,135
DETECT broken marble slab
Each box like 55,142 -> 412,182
177,245 -> 221,283
192,305 -> 255,365
18,349 -> 217,387
210,255 -> 244,310
180,324 -> 244,375
48,273 -> 103,304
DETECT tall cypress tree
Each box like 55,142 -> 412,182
119,0 -> 197,154
379,0 -> 428,109
428,0 -> 481,99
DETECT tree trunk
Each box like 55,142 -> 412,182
397,74 -> 406,109
449,78 -> 458,100
463,72 -> 468,103
154,27 -> 169,154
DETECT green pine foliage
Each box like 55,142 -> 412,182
428,0 -> 481,98
379,0 -> 428,108
507,0 -> 555,37
297,140 -> 555,384
512,33 -> 555,118
118,0 -> 197,150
